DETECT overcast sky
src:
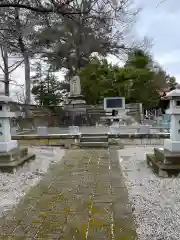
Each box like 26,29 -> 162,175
1,0 -> 180,98
135,0 -> 180,81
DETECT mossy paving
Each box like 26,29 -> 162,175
0,149 -> 137,239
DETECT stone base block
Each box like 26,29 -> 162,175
0,140 -> 18,152
164,139 -> 180,152
146,154 -> 180,177
0,147 -> 35,173
154,147 -> 180,164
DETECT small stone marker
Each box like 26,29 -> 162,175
137,125 -> 150,134
37,126 -> 48,136
109,125 -> 120,134
68,126 -> 80,134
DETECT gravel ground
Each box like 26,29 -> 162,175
0,147 -> 65,217
118,146 -> 180,240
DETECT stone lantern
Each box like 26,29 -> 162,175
0,82 -> 35,172
147,85 -> 180,177
0,95 -> 18,152
164,85 -> 180,152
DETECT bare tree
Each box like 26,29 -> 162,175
0,45 -> 23,95
0,0 -> 87,14
0,6 -> 43,114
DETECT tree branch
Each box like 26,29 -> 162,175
0,64 -> 5,73
0,2 -> 59,13
0,1 -> 88,15
8,60 -> 24,74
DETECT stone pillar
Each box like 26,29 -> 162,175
164,88 -> 180,152
0,82 -> 35,172
0,92 -> 18,152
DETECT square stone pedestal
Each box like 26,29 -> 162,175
146,148 -> 180,177
0,147 -> 35,173
0,140 -> 18,152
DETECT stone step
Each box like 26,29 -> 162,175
81,133 -> 108,138
79,142 -> 109,148
80,137 -> 108,143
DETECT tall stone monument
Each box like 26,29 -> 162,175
68,75 -> 86,104
70,75 -> 81,96
0,82 -> 35,172
147,85 -> 180,177
65,75 -> 87,126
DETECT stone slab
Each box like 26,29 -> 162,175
154,147 -> 180,164
0,147 -> 28,162
147,153 -> 180,177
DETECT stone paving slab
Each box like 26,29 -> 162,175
0,149 -> 137,239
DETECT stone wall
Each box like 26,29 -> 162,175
12,133 -> 168,147
11,102 -> 143,127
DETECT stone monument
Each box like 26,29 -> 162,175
70,75 -> 81,96
147,85 -> 180,177
0,82 -> 35,172
64,75 -> 87,126
68,75 -> 86,105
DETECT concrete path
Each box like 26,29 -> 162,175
0,149 -> 137,239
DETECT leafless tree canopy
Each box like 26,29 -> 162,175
0,0 -> 75,14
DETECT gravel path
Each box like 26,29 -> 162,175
118,146 -> 180,240
0,147 -> 64,217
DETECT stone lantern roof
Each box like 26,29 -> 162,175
163,85 -> 180,100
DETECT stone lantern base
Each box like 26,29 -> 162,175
0,147 -> 35,173
164,139 -> 180,152
146,148 -> 180,177
0,140 -> 18,152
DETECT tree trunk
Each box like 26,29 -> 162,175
0,46 -> 9,96
3,48 -> 9,96
24,53 -> 31,117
